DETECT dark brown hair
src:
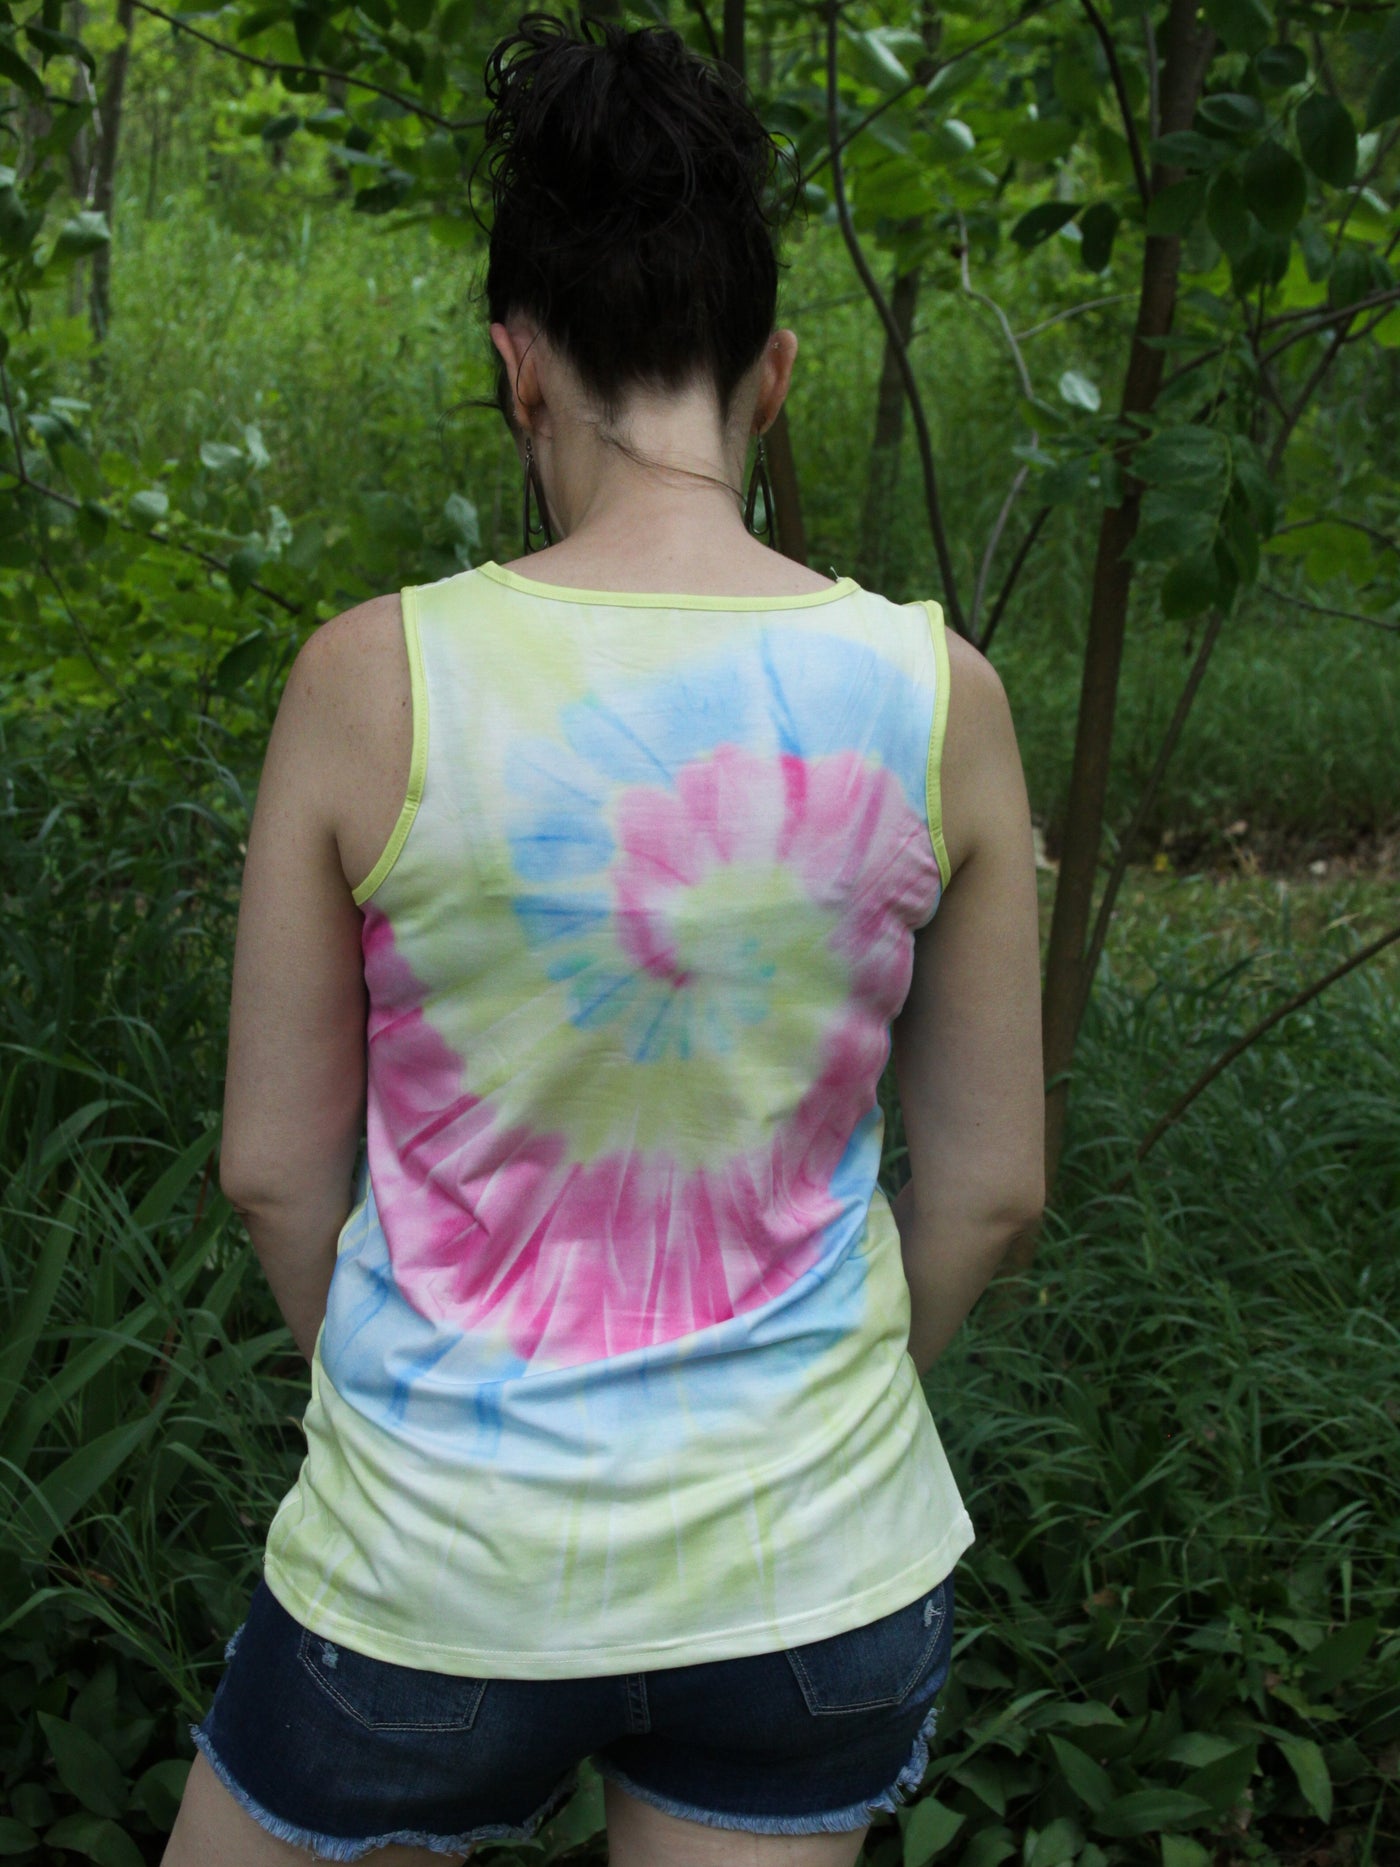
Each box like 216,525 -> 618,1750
479,12 -> 798,426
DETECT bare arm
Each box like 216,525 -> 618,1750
890,629 -> 1044,1377
219,607 -> 392,1363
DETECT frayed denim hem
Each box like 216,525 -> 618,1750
188,1723 -> 579,1861
593,1702 -> 940,1837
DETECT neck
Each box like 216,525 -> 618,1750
531,380 -> 755,559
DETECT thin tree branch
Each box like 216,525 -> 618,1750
801,0 -> 1063,188
1079,0 -> 1150,205
1273,515 -> 1400,557
971,464 -> 1029,634
1258,582 -> 1399,632
825,0 -> 965,633
1328,122 -> 1400,258
128,0 -> 484,133
686,0 -> 723,61
1078,608 -> 1225,1025
978,504 -> 1052,653
0,466 -> 303,615
1267,324 -> 1347,475
1141,4 -> 1160,143
1260,284 -> 1400,352
1015,293 -> 1135,339
1114,922 -> 1400,1187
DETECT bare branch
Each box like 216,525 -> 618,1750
825,0 -> 965,633
1273,515 -> 1400,557
1115,922 -> 1400,1187
978,504 -> 1052,653
1329,122 -> 1400,257
1257,582 -> 1399,632
1079,608 -> 1224,1024
1079,0 -> 1150,205
1267,324 -> 1347,475
129,0 -> 484,133
0,465 -> 303,615
1260,284 -> 1400,353
1141,4 -> 1160,143
1015,293 -> 1135,340
801,0 -> 1063,189
971,464 -> 1029,633
686,0 -> 723,61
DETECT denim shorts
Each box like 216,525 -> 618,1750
192,1572 -> 956,1861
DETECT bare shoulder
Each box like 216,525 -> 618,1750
286,592 -> 406,718
938,627 -> 1026,880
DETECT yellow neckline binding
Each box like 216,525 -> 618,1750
475,560 -> 859,611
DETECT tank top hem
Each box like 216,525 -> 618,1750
261,1513 -> 974,1680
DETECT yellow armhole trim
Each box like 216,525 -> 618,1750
351,585 -> 426,907
924,600 -> 952,890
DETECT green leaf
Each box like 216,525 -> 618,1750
1160,1840 -> 1212,1867
959,1830 -> 1017,1867
1242,140 -> 1306,235
37,1715 -> 127,1819
127,487 -> 168,527
1254,44 -> 1307,88
260,112 -> 300,141
23,23 -> 96,73
41,1814 -> 145,1867
1150,130 -> 1229,172
1048,1733 -> 1116,1812
1054,49 -> 1100,117
1079,202 -> 1119,272
52,210 -> 110,259
1203,0 -> 1273,55
1297,95 -> 1356,186
1207,168 -> 1254,258
1182,1738 -> 1258,1817
846,27 -> 912,92
1146,175 -> 1208,235
1198,93 -> 1266,136
1058,369 -> 1101,412
1365,54 -> 1400,129
901,1796 -> 964,1866
1011,202 -> 1080,249
1276,1736 -> 1332,1822
1304,1617 -> 1379,1692
1161,556 -> 1222,618
227,541 -> 266,596
199,441 -> 243,471
130,1758 -> 190,1830
1003,115 -> 1080,162
1027,1818 -> 1084,1867
1094,1790 -> 1213,1838
0,1818 -> 39,1855
0,39 -> 46,98
215,631 -> 271,695
7,1410 -> 164,1561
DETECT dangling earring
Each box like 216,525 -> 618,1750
522,435 -> 553,554
744,431 -> 776,549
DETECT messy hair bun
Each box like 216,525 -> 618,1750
480,12 -> 797,422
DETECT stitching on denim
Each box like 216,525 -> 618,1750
191,1723 -> 580,1862
625,1674 -> 651,1735
294,1624 -> 487,1734
785,1584 -> 947,1715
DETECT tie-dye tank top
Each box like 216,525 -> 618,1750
262,559 -> 975,1678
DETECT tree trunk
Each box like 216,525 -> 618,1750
854,261 -> 920,589
89,0 -> 136,346
1032,0 -> 1216,1231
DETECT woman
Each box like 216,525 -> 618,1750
164,14 -> 1043,1866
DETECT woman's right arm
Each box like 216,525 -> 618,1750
889,631 -> 1045,1377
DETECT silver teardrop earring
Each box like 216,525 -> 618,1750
744,432 -> 775,549
522,436 -> 554,554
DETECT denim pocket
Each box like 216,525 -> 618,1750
296,1625 -> 488,1733
784,1579 -> 951,1715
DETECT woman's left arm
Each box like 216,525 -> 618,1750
220,622 -> 370,1365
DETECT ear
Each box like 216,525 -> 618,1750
489,320 -> 543,441
754,328 -> 798,435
